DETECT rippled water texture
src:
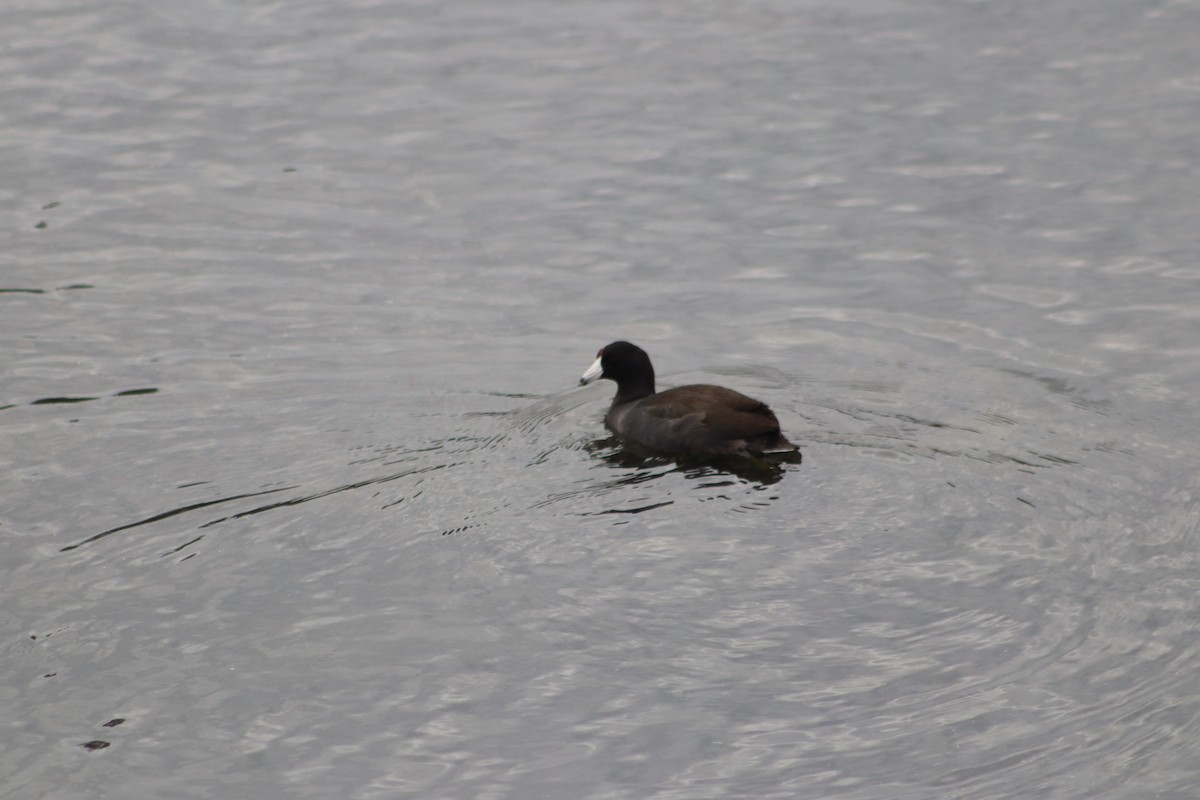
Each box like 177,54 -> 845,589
5,0 -> 1200,798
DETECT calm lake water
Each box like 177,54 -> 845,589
5,0 -> 1200,798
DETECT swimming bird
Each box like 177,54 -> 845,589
580,341 -> 799,459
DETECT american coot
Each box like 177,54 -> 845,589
580,341 -> 800,459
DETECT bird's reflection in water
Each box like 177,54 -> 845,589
585,435 -> 799,488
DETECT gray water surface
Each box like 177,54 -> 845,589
5,1 -> 1200,798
